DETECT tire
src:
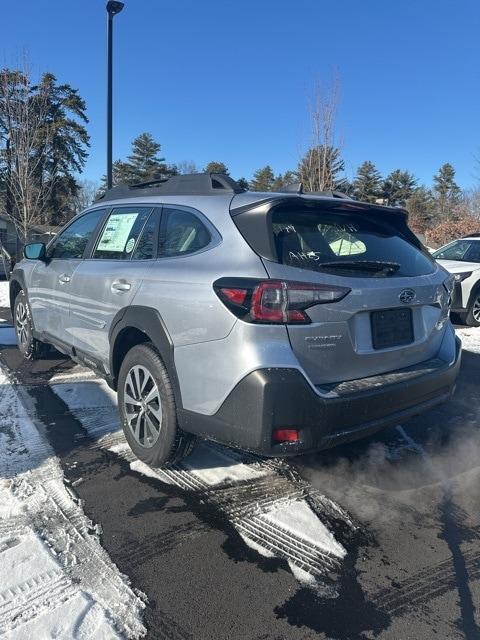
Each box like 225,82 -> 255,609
464,288 -> 480,327
117,343 -> 196,467
13,290 -> 47,360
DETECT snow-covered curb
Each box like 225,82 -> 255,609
0,367 -> 146,639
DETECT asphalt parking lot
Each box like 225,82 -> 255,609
0,314 -> 479,640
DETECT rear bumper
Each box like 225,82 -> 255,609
179,337 -> 462,456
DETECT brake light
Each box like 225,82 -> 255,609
214,278 -> 350,324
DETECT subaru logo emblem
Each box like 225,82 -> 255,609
399,289 -> 415,304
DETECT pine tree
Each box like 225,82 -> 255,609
433,163 -> 461,220
203,161 -> 229,175
382,170 -> 417,207
405,187 -> 436,233
352,161 -> 382,203
0,68 -> 90,233
297,145 -> 345,192
271,170 -> 297,191
236,177 -> 249,190
127,133 -> 175,183
250,165 -> 275,191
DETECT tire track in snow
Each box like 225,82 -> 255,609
51,378 -> 354,591
0,366 -> 147,639
0,570 -> 77,635
9,468 -> 147,637
371,548 -> 480,616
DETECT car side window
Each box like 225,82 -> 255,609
93,207 -> 153,260
159,208 -> 211,258
464,242 -> 480,263
434,240 -> 472,261
49,209 -> 106,260
132,209 -> 160,260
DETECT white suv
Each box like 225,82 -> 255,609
434,235 -> 480,326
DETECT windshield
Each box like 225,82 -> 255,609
272,209 -> 435,277
433,239 -> 480,262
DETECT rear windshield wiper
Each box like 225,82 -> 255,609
316,260 -> 401,275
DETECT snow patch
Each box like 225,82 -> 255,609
0,280 -> 9,309
265,500 -> 346,559
0,367 -> 146,638
456,326 -> 480,354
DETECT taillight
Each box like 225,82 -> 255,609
214,278 -> 350,324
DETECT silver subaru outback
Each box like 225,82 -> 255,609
10,173 -> 461,467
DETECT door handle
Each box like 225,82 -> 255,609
58,274 -> 71,284
111,280 -> 131,292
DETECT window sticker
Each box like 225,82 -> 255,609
97,213 -> 138,253
125,237 -> 136,253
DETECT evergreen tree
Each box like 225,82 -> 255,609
352,161 -> 382,202
0,68 -> 89,232
127,133 -> 175,183
382,169 -> 417,206
236,177 -> 249,190
203,161 -> 229,175
433,163 -> 461,219
405,187 -> 436,233
271,170 -> 297,191
250,165 -> 275,191
297,145 -> 345,192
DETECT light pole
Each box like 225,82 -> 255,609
106,1 -> 124,190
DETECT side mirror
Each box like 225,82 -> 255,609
23,242 -> 47,261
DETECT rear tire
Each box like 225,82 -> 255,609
13,290 -> 47,360
463,289 -> 480,327
117,343 -> 196,467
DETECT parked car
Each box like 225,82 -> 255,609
9,174 -> 461,467
433,235 -> 480,326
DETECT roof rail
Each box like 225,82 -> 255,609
462,232 -> 480,238
277,182 -> 353,199
278,182 -> 303,194
96,173 -> 245,202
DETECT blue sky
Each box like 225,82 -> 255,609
2,0 -> 479,188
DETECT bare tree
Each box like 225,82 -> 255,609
298,74 -> 345,192
0,65 -> 57,243
176,160 -> 198,175
74,179 -> 100,213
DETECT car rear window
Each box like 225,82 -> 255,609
272,209 -> 435,277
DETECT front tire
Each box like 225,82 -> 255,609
14,290 -> 46,360
118,343 -> 195,467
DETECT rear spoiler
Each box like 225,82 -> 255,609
230,196 -> 423,263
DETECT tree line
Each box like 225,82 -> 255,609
0,64 -> 478,248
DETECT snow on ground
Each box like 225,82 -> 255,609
0,367 -> 146,639
52,379 -> 351,594
456,326 -> 480,354
0,279 -> 9,309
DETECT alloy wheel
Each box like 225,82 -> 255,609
15,301 -> 29,349
473,295 -> 480,323
123,365 -> 162,448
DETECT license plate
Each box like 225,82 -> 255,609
371,308 -> 414,350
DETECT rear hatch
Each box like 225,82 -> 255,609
232,196 -> 451,385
